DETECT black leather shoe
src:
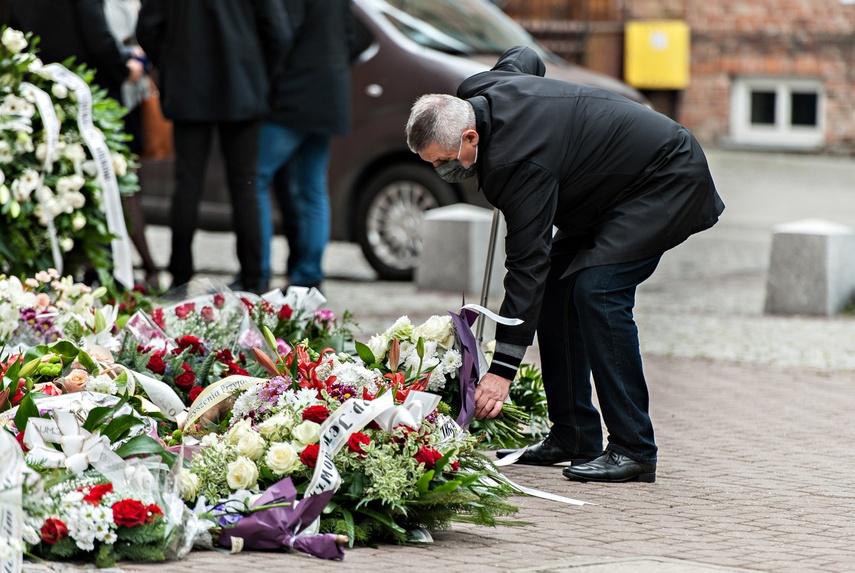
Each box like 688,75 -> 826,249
496,435 -> 596,466
562,450 -> 656,483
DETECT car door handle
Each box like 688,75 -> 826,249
365,83 -> 384,97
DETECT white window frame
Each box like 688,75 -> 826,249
730,77 -> 825,149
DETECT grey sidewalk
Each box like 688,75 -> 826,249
83,149 -> 855,572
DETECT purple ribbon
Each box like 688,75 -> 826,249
449,308 -> 480,429
218,477 -> 345,560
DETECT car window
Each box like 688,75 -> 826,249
366,0 -> 551,59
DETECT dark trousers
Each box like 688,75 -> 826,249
169,120 -> 262,287
537,236 -> 661,464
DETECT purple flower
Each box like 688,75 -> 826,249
258,375 -> 292,405
276,339 -> 292,356
328,383 -> 357,403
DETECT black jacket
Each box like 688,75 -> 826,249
136,0 -> 291,122
6,0 -> 131,97
458,47 -> 725,346
267,0 -> 354,135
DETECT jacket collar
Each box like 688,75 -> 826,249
467,95 -> 491,146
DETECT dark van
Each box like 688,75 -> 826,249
140,0 -> 647,280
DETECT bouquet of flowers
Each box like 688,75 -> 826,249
0,27 -> 139,279
179,341 -> 518,549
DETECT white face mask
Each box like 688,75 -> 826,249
434,136 -> 477,183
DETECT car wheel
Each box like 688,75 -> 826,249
356,164 -> 457,280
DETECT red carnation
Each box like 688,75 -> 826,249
188,386 -> 204,403
147,353 -> 167,375
174,363 -> 196,390
40,518 -> 69,545
414,446 -> 443,469
300,443 -> 320,468
213,292 -> 226,308
112,499 -> 149,527
278,304 -> 293,320
83,483 -> 113,505
347,432 -> 370,456
301,404 -> 330,424
145,504 -> 164,523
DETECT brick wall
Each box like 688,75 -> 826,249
627,0 -> 855,150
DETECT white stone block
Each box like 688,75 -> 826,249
416,204 -> 506,297
764,219 -> 855,315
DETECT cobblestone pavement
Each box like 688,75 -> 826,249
28,150 -> 855,572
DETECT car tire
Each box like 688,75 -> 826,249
355,163 -> 457,281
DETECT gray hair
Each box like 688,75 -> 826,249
406,94 -> 475,153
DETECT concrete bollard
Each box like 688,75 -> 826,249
764,219 -> 855,315
416,204 -> 506,297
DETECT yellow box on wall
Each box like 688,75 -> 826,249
624,20 -> 690,89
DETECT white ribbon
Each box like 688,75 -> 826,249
0,431 -> 23,573
461,303 -> 523,326
42,63 -> 134,288
21,82 -> 63,276
132,370 -> 186,423
372,391 -> 440,432
24,410 -> 113,474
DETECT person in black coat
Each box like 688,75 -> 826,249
406,46 -> 725,484
253,0 -> 354,292
136,0 -> 291,293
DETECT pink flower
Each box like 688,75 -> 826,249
200,306 -> 215,322
213,293 -> 226,308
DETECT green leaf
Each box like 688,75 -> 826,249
13,392 -> 40,433
353,341 -> 376,367
102,414 -> 143,443
415,469 -> 435,494
115,434 -> 176,466
339,507 -> 356,548
355,507 -> 407,535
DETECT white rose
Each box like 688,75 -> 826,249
60,237 -> 74,252
235,430 -> 266,461
264,442 -> 299,475
227,418 -> 254,444
51,83 -> 68,99
366,332 -> 390,363
111,152 -> 127,176
178,471 -> 200,500
258,413 -> 293,441
226,456 -> 259,490
291,420 -> 320,446
415,315 -> 455,349
1,29 -> 27,53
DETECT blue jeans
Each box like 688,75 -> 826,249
256,123 -> 330,286
537,236 -> 662,464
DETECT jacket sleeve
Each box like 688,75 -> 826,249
136,0 -> 167,68
484,161 -> 558,346
77,0 -> 130,85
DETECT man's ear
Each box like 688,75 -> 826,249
464,128 -> 479,146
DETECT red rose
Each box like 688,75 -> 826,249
188,386 -> 204,403
112,499 -> 149,527
176,335 -> 205,355
147,353 -> 167,375
174,363 -> 196,390
83,483 -> 113,505
278,304 -> 293,320
414,446 -> 443,469
200,306 -> 215,322
213,292 -> 226,308
451,461 -> 460,472
41,518 -> 69,544
145,504 -> 164,523
301,404 -> 330,424
347,432 -> 370,456
300,443 -> 320,468
226,362 -> 249,376
174,302 -> 195,320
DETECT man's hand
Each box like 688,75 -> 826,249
474,373 -> 511,419
126,59 -> 145,83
